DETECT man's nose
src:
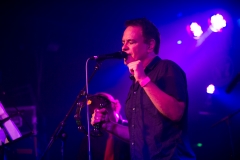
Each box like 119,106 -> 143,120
122,43 -> 129,51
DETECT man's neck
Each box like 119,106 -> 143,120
142,53 -> 157,68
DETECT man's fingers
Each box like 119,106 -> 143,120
91,115 -> 106,124
127,60 -> 141,74
91,117 -> 102,125
94,108 -> 108,114
127,64 -> 136,74
91,108 -> 108,125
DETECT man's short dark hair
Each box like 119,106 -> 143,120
125,18 -> 160,55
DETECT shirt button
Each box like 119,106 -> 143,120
131,142 -> 134,145
133,91 -> 136,94
132,108 -> 135,111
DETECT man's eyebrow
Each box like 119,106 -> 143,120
122,39 -> 135,42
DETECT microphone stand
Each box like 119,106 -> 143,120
41,61 -> 102,160
211,108 -> 240,160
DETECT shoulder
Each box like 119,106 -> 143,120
157,59 -> 185,76
159,59 -> 181,68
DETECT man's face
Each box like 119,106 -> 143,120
122,26 -> 149,65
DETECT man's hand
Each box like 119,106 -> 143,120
127,60 -> 147,82
91,108 -> 111,129
91,107 -> 130,142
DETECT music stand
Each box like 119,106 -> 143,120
0,101 -> 34,160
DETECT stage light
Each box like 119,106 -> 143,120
189,22 -> 203,39
177,12 -> 183,17
177,40 -> 182,44
206,84 -> 215,94
209,14 -> 226,32
197,143 -> 203,147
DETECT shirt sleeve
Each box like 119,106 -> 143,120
156,60 -> 188,103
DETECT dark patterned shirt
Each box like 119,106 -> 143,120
125,56 -> 196,160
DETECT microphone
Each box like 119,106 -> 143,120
226,73 -> 240,93
90,51 -> 128,61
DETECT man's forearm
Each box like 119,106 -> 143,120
105,122 -> 130,142
143,81 -> 185,121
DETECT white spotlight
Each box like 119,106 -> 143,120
190,22 -> 203,39
206,84 -> 215,94
210,14 -> 226,32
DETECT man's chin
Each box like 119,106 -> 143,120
124,57 -> 134,65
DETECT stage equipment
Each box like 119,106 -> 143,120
41,51 -> 126,160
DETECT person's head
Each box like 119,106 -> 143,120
95,92 -> 121,114
122,18 -> 160,64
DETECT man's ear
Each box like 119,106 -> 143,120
148,39 -> 156,53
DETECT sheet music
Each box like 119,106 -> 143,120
0,101 -> 22,144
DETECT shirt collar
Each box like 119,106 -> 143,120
129,56 -> 161,80
144,56 -> 161,73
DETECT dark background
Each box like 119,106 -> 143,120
0,0 -> 240,159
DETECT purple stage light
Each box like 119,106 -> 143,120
209,14 -> 226,32
206,84 -> 215,94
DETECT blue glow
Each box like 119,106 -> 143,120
177,40 -> 182,44
177,12 -> 183,17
